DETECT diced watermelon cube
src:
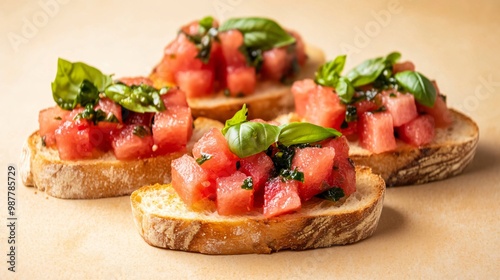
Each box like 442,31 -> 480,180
261,47 -> 288,81
152,106 -> 193,155
263,177 -> 301,218
417,95 -> 452,128
291,146 -> 336,201
239,152 -> 274,194
397,114 -> 435,147
95,97 -> 123,123
111,125 -> 154,160
359,112 -> 397,154
382,91 -> 418,127
175,70 -> 214,98
321,137 -> 356,196
219,30 -> 247,68
225,66 -> 256,96
118,76 -> 154,87
39,106 -> 70,147
392,61 -> 415,74
216,171 -> 254,215
293,83 -> 346,130
160,88 -> 188,107
54,119 -> 95,160
192,128 -> 239,179
125,112 -> 154,126
171,154 -> 211,206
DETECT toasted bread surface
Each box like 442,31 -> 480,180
131,166 -> 385,254
20,118 -> 224,199
275,109 -> 479,186
188,45 -> 325,122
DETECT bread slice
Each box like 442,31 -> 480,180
188,45 -> 325,122
20,117 -> 224,199
275,109 -> 479,186
130,166 -> 385,254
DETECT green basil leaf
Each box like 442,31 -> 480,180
219,17 -> 295,50
51,58 -> 112,110
222,104 -> 248,135
335,76 -> 355,103
225,121 -> 281,158
104,83 -> 166,113
346,52 -> 401,88
278,122 -> 341,146
394,70 -> 436,107
198,16 -> 214,34
314,55 -> 346,87
279,168 -> 304,182
196,153 -> 212,165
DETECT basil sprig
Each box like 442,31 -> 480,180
394,71 -> 436,107
104,83 -> 167,113
219,17 -> 296,50
51,58 -> 112,110
222,105 -> 341,158
314,55 -> 355,103
346,51 -> 401,88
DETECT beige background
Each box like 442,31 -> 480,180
1,0 -> 499,279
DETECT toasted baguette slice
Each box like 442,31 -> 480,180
188,45 -> 325,122
131,166 -> 385,254
20,118 -> 224,199
275,109 -> 479,186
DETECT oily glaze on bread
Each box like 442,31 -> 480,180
187,45 -> 325,122
20,118 -> 224,199
130,166 -> 385,254
275,109 -> 479,186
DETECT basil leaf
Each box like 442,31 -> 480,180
280,168 -> 304,182
51,58 -> 112,110
198,16 -> 214,34
196,153 -> 212,165
225,121 -> 280,158
104,83 -> 166,113
335,76 -> 355,103
314,55 -> 347,87
219,17 -> 295,50
316,187 -> 345,201
75,103 -> 118,124
346,52 -> 401,88
278,122 -> 341,146
222,104 -> 248,135
394,71 -> 436,107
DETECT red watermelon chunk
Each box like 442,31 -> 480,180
111,125 -> 154,160
417,95 -> 452,128
263,177 -> 301,218
261,47 -> 288,81
239,152 -> 274,194
382,91 -> 418,127
291,146 -> 336,201
118,76 -> 154,87
192,128 -> 239,179
225,66 -> 256,96
175,70 -> 214,98
54,119 -> 95,160
95,97 -> 123,123
292,79 -> 316,117
171,154 -> 211,206
152,106 -> 193,155
216,171 -> 254,215
397,114 -> 435,147
39,106 -> 70,147
392,61 -> 415,74
219,30 -> 247,68
321,137 -> 356,196
359,112 -> 397,154
160,88 -> 188,107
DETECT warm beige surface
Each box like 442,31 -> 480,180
1,0 -> 499,279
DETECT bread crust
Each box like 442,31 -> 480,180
131,166 -> 385,254
20,118 -> 224,199
187,45 -> 325,122
275,109 -> 479,186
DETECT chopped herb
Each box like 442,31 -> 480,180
41,136 -> 46,147
270,144 -> 296,172
182,16 -> 218,64
236,161 -> 241,170
196,153 -> 212,165
223,89 -> 231,97
280,168 -> 304,182
241,177 -> 253,190
390,93 -> 397,98
316,187 -> 345,201
133,125 -> 150,138
54,116 -> 62,120
75,103 -> 119,124
345,105 -> 357,122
